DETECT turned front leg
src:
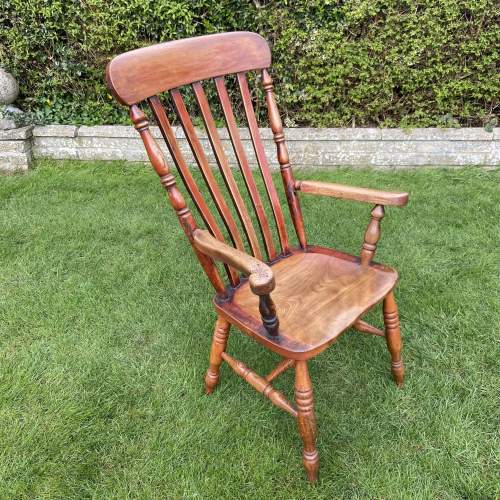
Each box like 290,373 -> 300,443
205,316 -> 230,394
294,360 -> 319,482
383,291 -> 404,386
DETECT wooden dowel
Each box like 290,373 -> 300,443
262,68 -> 307,249
352,319 -> 385,337
221,352 -> 297,417
265,358 -> 295,382
360,204 -> 385,265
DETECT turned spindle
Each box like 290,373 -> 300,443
295,360 -> 319,482
221,352 -> 297,416
360,204 -> 385,265
262,69 -> 306,249
205,316 -> 231,394
383,291 -> 404,386
259,294 -> 279,336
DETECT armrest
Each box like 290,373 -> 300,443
193,229 -> 275,296
295,180 -> 409,207
193,229 -> 279,335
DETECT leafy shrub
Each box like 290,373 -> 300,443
0,0 -> 498,127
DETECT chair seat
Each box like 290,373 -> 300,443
215,246 -> 398,360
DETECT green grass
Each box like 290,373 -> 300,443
1,160 -> 499,499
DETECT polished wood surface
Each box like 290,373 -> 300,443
295,360 -> 319,481
215,76 -> 276,261
107,31 -> 409,483
193,229 -> 280,335
383,291 -> 405,386
205,316 -> 231,394
216,247 -> 398,359
170,88 -> 245,261
221,351 -> 297,417
265,358 -> 295,382
295,180 -> 409,206
360,204 -> 385,265
192,81 -> 263,260
106,32 -> 270,105
262,69 -> 307,249
237,71 -> 289,255
193,229 -> 275,296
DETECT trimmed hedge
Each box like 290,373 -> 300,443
1,0 -> 498,127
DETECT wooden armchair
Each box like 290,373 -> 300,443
106,32 -> 409,482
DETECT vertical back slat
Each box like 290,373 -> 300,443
214,76 -> 277,260
148,95 -> 239,285
170,88 -> 245,260
237,72 -> 290,255
192,81 -> 263,260
129,104 -> 226,294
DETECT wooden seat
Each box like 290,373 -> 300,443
106,31 -> 410,483
216,248 -> 398,359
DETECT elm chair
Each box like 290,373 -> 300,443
106,31 -> 409,482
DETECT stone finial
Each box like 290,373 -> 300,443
0,69 -> 19,105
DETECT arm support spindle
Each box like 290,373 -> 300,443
193,229 -> 280,335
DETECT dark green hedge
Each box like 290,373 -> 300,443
1,0 -> 498,127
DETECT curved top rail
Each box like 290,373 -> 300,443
106,31 -> 271,105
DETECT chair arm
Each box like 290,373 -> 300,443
193,229 -> 279,335
295,180 -> 409,207
193,229 -> 275,296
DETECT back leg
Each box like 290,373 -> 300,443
383,290 -> 404,386
205,316 -> 230,394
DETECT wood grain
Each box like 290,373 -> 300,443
295,360 -> 319,481
215,76 -> 275,261
237,72 -> 289,256
107,32 -> 410,484
215,247 -> 398,359
192,81 -> 262,260
106,32 -> 270,105
205,316 -> 231,394
262,69 -> 307,249
383,290 -> 404,386
295,180 -> 409,206
193,229 -> 275,295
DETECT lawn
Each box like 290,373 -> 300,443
1,160 -> 498,499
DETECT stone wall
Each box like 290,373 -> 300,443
2,125 -> 499,172
0,126 -> 33,172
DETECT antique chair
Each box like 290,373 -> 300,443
106,31 -> 409,482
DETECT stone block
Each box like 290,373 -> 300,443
0,139 -> 31,153
33,125 -> 78,137
380,127 -> 494,141
0,125 -> 33,140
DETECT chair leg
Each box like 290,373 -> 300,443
383,290 -> 404,386
294,360 -> 319,482
204,316 -> 230,395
